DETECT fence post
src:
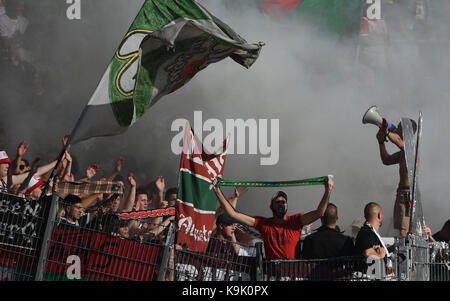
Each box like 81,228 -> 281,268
157,221 -> 176,281
34,194 -> 59,281
254,242 -> 264,281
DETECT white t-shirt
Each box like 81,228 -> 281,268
0,14 -> 28,38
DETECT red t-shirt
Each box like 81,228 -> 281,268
254,213 -> 304,260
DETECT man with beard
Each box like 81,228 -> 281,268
212,177 -> 334,260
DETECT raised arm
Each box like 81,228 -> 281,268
106,157 -> 123,181
11,159 -> 58,186
214,186 -> 247,231
154,176 -> 165,210
386,131 -> 404,150
78,164 -> 98,182
212,180 -> 255,228
10,141 -> 28,175
16,158 -> 40,194
299,177 -> 334,226
119,173 -> 136,212
81,193 -> 102,208
377,129 -> 401,166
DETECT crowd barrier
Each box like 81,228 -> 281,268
1,192 -> 449,281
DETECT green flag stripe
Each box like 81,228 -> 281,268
178,170 -> 217,212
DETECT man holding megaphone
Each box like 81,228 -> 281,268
363,106 -> 417,237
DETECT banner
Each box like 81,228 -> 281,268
0,193 -> 44,250
44,229 -> 162,281
176,122 -> 227,252
70,0 -> 262,144
116,207 -> 175,220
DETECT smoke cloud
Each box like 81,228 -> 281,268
1,0 -> 449,236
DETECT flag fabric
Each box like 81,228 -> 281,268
176,122 -> 227,253
260,0 -> 362,37
70,0 -> 262,144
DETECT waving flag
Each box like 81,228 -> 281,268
70,0 -> 262,144
260,0 -> 362,37
176,122 -> 227,252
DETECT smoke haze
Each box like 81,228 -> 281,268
1,0 -> 449,236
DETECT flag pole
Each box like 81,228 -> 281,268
38,105 -> 89,200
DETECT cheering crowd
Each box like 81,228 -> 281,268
1,132 -> 449,266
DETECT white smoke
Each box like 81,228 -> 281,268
1,0 -> 449,236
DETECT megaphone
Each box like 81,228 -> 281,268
362,106 -> 397,132
362,106 -> 383,126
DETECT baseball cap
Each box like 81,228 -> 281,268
63,194 -> 82,206
271,191 -> 288,203
216,213 -> 236,226
26,176 -> 45,195
0,151 -> 11,164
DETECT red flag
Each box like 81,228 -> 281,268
176,122 -> 227,252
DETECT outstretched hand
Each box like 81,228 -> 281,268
234,186 -> 248,198
86,164 -> 99,179
128,172 -> 136,187
115,157 -> 124,173
62,134 -> 71,152
17,141 -> 28,157
155,176 -> 165,192
376,128 -> 387,144
211,178 -> 219,192
326,176 -> 334,191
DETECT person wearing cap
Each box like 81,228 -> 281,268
57,194 -> 85,228
206,213 -> 240,259
212,177 -> 334,260
0,150 -> 59,193
0,150 -> 12,192
57,193 -> 101,229
24,175 -> 45,200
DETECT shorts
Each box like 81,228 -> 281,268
394,187 -> 411,231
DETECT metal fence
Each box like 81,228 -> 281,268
1,191 -> 449,281
0,192 -> 52,280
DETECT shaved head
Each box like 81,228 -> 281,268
364,202 -> 382,220
322,203 -> 338,226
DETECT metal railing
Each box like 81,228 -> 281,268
1,191 -> 449,281
0,192 -> 52,280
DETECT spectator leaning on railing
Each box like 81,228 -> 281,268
206,213 -> 240,259
212,177 -> 334,260
355,202 -> 390,260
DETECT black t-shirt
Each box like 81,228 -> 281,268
355,223 -> 383,256
432,231 -> 449,244
302,226 -> 356,259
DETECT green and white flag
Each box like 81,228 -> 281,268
70,0 -> 262,143
176,122 -> 228,252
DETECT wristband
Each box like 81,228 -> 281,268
387,122 -> 396,132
